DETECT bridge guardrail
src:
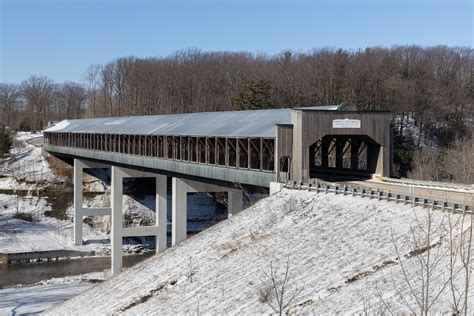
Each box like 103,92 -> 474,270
283,180 -> 473,214
374,176 -> 473,192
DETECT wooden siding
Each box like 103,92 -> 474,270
292,111 -> 392,182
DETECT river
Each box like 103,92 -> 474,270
0,191 -> 230,288
0,253 -> 153,288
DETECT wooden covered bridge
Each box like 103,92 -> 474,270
43,104 -> 392,275
44,104 -> 392,186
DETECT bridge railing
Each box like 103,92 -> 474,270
374,175 -> 473,191
45,131 -> 276,174
283,180 -> 473,213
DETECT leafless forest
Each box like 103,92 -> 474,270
0,46 -> 472,181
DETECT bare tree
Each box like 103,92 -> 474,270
0,83 -> 21,128
260,256 -> 300,315
20,76 -> 54,131
83,64 -> 102,117
442,138 -> 474,184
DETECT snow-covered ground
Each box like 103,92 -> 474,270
46,189 -> 474,314
0,132 -> 59,185
0,283 -> 92,315
0,193 -> 109,254
0,271 -> 110,315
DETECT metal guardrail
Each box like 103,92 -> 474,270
375,176 -> 473,192
283,180 -> 473,213
0,250 -> 93,267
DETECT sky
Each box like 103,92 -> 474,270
0,0 -> 472,83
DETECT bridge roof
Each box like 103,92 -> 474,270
45,105 -> 340,138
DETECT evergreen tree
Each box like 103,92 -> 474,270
0,125 -> 12,156
235,78 -> 272,110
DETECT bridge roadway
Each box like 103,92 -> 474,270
342,178 -> 474,206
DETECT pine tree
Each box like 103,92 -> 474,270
235,78 -> 272,110
0,125 -> 12,156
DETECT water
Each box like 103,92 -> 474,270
0,253 -> 153,288
0,192 -> 227,288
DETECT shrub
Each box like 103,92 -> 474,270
14,212 -> 33,222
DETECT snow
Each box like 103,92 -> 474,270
0,132 -> 59,184
0,269 -> 109,316
0,193 -> 108,253
0,132 -> 232,256
45,120 -> 70,132
0,283 -> 92,315
45,189 -> 474,314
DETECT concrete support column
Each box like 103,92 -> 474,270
73,160 -> 83,246
111,166 -> 123,275
171,177 -> 243,245
228,191 -> 243,218
73,159 -> 111,246
156,174 -> 167,253
172,177 -> 187,246
110,167 -> 168,275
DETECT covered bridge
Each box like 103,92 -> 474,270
44,104 -> 392,187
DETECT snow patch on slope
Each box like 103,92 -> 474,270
46,189 -> 472,314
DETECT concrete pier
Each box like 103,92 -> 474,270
171,178 -> 243,246
111,166 -> 167,275
74,160 -> 243,275
74,159 -> 111,246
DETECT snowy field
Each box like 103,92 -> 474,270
46,189 -> 474,314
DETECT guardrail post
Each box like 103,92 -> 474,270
343,185 -> 347,196
377,191 -> 382,201
351,187 -> 355,196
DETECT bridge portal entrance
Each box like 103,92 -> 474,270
309,135 -> 381,180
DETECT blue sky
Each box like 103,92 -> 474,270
1,0 -> 472,83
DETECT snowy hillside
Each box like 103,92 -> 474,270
47,189 -> 473,314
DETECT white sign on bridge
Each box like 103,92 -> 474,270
332,118 -> 361,129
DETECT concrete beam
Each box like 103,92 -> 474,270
44,144 -> 275,187
122,226 -> 160,237
82,207 -> 111,216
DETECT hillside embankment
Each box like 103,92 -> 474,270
47,189 -> 474,314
